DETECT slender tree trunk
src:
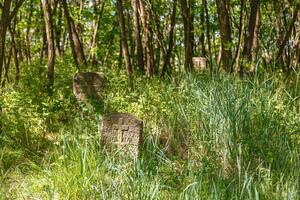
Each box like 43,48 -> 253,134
250,8 -> 260,73
12,28 -> 19,82
216,0 -> 233,73
277,3 -> 300,72
139,0 -> 154,77
25,3 -> 33,64
3,17 -> 17,85
42,0 -> 55,89
153,10 -> 165,74
40,2 -> 46,63
203,0 -> 213,74
0,5 -> 9,84
61,0 -> 86,68
241,0 -> 260,76
131,0 -> 144,72
118,37 -> 123,69
40,28 -> 47,63
162,0 -> 177,76
2,44 -> 12,86
232,0 -> 245,72
0,26 -> 7,84
116,0 -> 133,80
179,0 -> 193,71
199,5 -> 206,57
54,2 -> 62,57
61,28 -> 67,54
89,0 -> 105,64
190,0 -> 195,56
126,10 -> 134,70
0,0 -> 24,83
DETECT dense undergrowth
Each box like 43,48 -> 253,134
0,59 -> 299,199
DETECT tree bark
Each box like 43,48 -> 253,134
153,9 -> 165,74
162,0 -> 177,76
116,0 -> 133,80
277,3 -> 300,72
139,0 -> 154,77
232,0 -> 245,72
2,43 -> 13,86
241,0 -> 260,76
216,0 -> 233,73
250,8 -> 260,73
12,28 -> 19,82
179,0 -> 193,71
54,1 -> 62,57
61,0 -> 86,68
0,0 -> 24,83
0,25 -> 7,84
89,0 -> 105,64
42,0 -> 55,89
203,0 -> 213,73
199,4 -> 206,57
131,0 -> 144,72
25,2 -> 33,64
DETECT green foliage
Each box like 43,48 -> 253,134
0,61 -> 299,199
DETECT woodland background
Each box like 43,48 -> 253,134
0,0 -> 299,199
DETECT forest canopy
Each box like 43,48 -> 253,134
0,0 -> 299,84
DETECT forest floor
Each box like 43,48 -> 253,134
0,60 -> 299,199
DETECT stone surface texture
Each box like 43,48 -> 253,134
192,57 -> 207,71
73,72 -> 105,102
100,113 -> 143,158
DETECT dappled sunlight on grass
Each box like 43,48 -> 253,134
0,61 -> 299,199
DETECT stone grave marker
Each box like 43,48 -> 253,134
192,57 -> 207,71
100,113 -> 143,158
73,72 -> 105,102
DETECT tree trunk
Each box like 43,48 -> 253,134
250,8 -> 260,73
25,2 -> 33,64
131,0 -> 144,72
3,17 -> 17,85
12,28 -> 19,82
0,26 -> 7,84
232,0 -> 245,72
2,44 -> 13,86
116,0 -> 133,80
42,0 -> 55,89
126,10 -> 135,70
61,0 -> 86,68
139,0 -> 154,77
0,3 -> 10,84
199,4 -> 206,57
89,0 -> 105,64
162,0 -> 177,76
40,27 -> 47,63
153,9 -> 165,74
241,0 -> 260,76
54,2 -> 62,57
203,0 -> 213,73
216,0 -> 233,73
0,0 -> 24,83
179,0 -> 193,71
277,3 -> 300,73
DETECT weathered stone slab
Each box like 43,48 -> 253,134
100,113 -> 143,158
192,57 -> 207,71
73,72 -> 105,102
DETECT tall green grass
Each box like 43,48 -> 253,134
0,61 -> 299,199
